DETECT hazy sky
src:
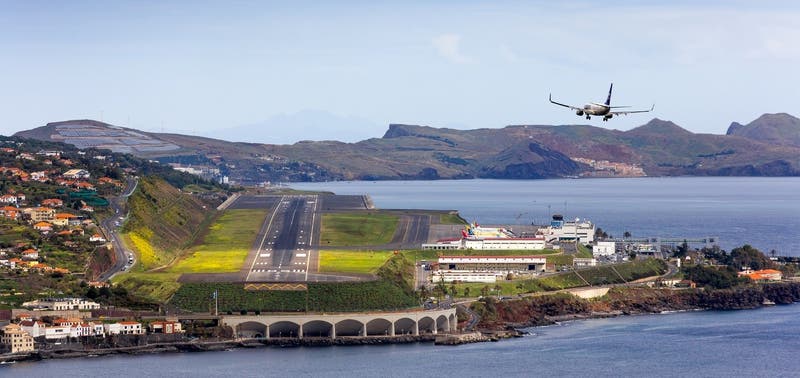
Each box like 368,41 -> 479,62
2,1 -> 799,143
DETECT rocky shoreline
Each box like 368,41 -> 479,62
4,283 -> 800,363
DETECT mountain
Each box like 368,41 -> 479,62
13,115 -> 800,183
726,113 -> 800,148
206,109 -> 384,144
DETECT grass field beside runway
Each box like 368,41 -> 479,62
169,209 -> 268,273
320,212 -> 399,246
318,250 -> 395,274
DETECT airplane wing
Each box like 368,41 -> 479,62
549,94 -> 583,111
609,104 -> 655,116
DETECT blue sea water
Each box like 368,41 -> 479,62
293,177 -> 800,256
8,304 -> 800,377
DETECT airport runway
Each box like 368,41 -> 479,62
242,195 -> 319,282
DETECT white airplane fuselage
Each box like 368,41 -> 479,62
579,103 -> 611,116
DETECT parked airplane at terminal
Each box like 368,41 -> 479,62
549,83 -> 653,121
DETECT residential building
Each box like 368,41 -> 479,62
22,298 -> 100,311
19,320 -> 46,338
33,221 -> 53,232
63,169 -> 90,179
149,320 -> 183,334
573,257 -> 598,267
89,234 -> 106,243
21,249 -> 39,260
23,207 -> 55,222
44,325 -> 78,340
41,198 -> 63,208
740,269 -> 783,282
1,324 -> 35,353
105,321 -> 143,335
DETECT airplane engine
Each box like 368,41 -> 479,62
603,114 -> 613,121
576,110 -> 584,116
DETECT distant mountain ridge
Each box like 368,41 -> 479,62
13,113 -> 800,184
726,113 -> 800,148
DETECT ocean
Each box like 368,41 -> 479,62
294,177 -> 800,256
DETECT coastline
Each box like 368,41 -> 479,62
5,283 -> 800,364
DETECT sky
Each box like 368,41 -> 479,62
2,0 -> 799,144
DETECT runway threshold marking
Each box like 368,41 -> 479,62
245,195 -> 285,282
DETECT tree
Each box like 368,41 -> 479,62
674,240 -> 689,258
464,287 -> 471,297
85,286 -> 99,299
731,245 -> 773,271
623,231 -> 632,239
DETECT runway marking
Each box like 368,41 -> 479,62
259,253 -> 270,257
245,195 -> 284,282
296,253 -> 306,257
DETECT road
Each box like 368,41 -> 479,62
97,177 -> 138,282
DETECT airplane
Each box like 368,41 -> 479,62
549,83 -> 654,121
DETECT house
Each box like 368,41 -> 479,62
41,199 -> 63,208
119,321 -> 143,335
80,204 -> 94,213
1,323 -> 35,353
23,207 -> 55,222
0,194 -> 18,204
21,249 -> 39,260
149,320 -> 183,334
62,169 -> 90,179
741,269 -> 783,282
53,318 -> 82,327
30,171 -> 49,182
0,206 -> 20,220
75,181 -> 96,191
89,234 -> 106,243
105,321 -> 143,335
76,322 -> 105,337
19,320 -> 46,338
33,221 -> 53,232
52,213 -> 75,226
44,325 -> 78,340
22,298 -> 100,311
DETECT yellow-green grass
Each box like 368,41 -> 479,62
126,230 -> 162,269
320,212 -> 399,246
439,213 -> 467,225
169,209 -> 267,273
112,272 -> 182,303
318,250 -> 394,274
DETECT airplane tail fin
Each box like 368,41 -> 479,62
605,83 -> 613,106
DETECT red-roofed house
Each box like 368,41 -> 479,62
42,199 -> 63,208
33,221 -> 53,232
21,249 -> 38,260
742,269 -> 783,281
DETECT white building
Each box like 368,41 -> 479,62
431,271 -> 497,283
573,257 -> 598,267
540,215 -> 595,244
105,321 -> 143,335
44,325 -> 79,340
22,298 -> 101,311
462,237 -> 546,250
439,255 -> 547,273
593,241 -> 616,256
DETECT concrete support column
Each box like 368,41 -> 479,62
265,324 -> 270,339
432,326 -> 437,335
390,322 -> 395,337
414,321 -> 419,336
360,324 -> 366,337
298,324 -> 303,339
331,323 -> 336,340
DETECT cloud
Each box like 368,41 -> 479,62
432,33 -> 471,64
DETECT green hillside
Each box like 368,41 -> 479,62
123,176 -> 216,270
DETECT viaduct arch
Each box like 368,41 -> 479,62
221,308 -> 457,340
